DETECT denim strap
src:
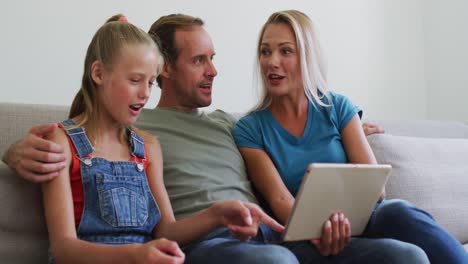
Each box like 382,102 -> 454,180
127,128 -> 145,159
60,119 -> 94,158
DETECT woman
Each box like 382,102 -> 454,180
233,9 -> 467,264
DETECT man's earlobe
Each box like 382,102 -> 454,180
91,61 -> 104,85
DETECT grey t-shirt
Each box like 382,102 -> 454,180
136,108 -> 258,220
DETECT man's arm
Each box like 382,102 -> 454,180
2,124 -> 66,183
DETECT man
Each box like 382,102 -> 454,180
4,14 -> 426,264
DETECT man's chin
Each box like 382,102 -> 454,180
197,97 -> 212,108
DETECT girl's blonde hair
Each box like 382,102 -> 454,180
69,16 -> 163,143
253,10 -> 330,111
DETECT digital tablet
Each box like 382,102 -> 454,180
282,163 -> 392,241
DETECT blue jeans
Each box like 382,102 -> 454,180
183,227 -> 298,264
183,223 -> 428,264
363,199 -> 468,264
184,199 -> 468,264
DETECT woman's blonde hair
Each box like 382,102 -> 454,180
69,16 -> 163,143
253,10 -> 330,111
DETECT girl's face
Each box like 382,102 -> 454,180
97,44 -> 159,127
259,23 -> 303,97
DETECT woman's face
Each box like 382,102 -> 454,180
259,23 -> 303,97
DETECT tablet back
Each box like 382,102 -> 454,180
282,163 -> 392,241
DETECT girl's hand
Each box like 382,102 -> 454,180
311,212 -> 351,256
212,201 -> 284,241
135,238 -> 185,264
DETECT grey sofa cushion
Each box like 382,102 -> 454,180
368,134 -> 468,244
0,162 -> 48,263
365,119 -> 468,139
0,102 -> 68,156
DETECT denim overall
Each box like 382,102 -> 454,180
48,119 -> 160,263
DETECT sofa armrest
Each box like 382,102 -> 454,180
0,161 -> 48,263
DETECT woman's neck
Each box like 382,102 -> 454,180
269,92 -> 308,118
268,92 -> 309,138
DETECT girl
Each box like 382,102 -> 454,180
233,9 -> 467,264
43,15 -> 282,264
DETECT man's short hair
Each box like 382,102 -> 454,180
148,14 -> 204,88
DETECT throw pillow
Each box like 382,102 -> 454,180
368,134 -> 468,244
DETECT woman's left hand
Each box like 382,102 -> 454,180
311,212 -> 351,256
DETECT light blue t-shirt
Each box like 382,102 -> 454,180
233,92 -> 360,196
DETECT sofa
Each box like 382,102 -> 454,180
1,102 -> 467,263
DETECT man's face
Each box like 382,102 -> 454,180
164,26 -> 217,112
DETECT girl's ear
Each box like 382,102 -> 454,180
91,61 -> 105,86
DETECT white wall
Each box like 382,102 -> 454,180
1,0 -> 463,121
423,0 -> 468,122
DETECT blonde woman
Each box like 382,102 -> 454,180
234,10 -> 467,263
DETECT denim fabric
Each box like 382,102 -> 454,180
183,223 -> 429,264
183,200 -> 468,264
363,199 -> 468,264
48,119 -> 160,263
183,224 -> 299,264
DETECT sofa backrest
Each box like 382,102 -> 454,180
0,102 -> 69,156
2,103 -> 468,157
365,119 -> 468,139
